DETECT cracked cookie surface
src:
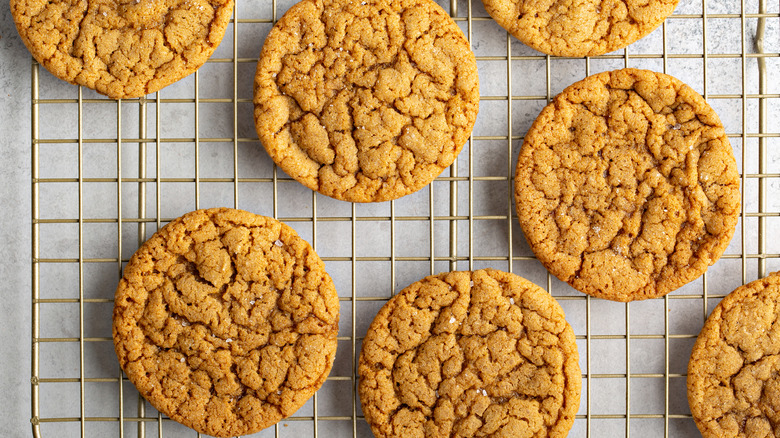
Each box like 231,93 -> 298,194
688,272 -> 780,437
112,208 -> 339,437
11,0 -> 233,98
358,269 -> 580,437
482,0 -> 678,56
253,0 -> 479,203
514,69 -> 739,302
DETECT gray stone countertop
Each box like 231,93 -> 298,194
1,3 -> 35,437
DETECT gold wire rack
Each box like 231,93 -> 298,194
30,0 -> 779,435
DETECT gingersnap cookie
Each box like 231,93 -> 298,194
482,0 -> 678,57
112,208 -> 339,437
11,0 -> 233,99
688,272 -> 780,437
358,269 -> 580,437
515,68 -> 739,302
254,0 -> 479,203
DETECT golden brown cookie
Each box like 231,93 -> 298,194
112,208 -> 339,437
482,0 -> 678,57
11,0 -> 233,99
254,0 -> 479,203
358,269 -> 580,437
688,272 -> 780,437
515,68 -> 739,302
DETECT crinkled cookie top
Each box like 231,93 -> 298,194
515,68 -> 739,302
688,272 -> 780,437
11,0 -> 233,98
254,0 -> 479,202
359,269 -> 580,437
113,208 -> 339,437
482,0 -> 678,56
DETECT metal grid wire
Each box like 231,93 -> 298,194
30,0 -> 779,435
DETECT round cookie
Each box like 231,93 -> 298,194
688,272 -> 780,437
515,68 -> 740,302
482,0 -> 678,57
112,208 -> 339,437
11,0 -> 233,99
358,269 -> 581,437
254,0 -> 479,203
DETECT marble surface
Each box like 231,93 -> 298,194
1,4 -> 35,437
1,0 -> 779,436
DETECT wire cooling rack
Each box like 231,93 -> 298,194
30,0 -> 779,436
